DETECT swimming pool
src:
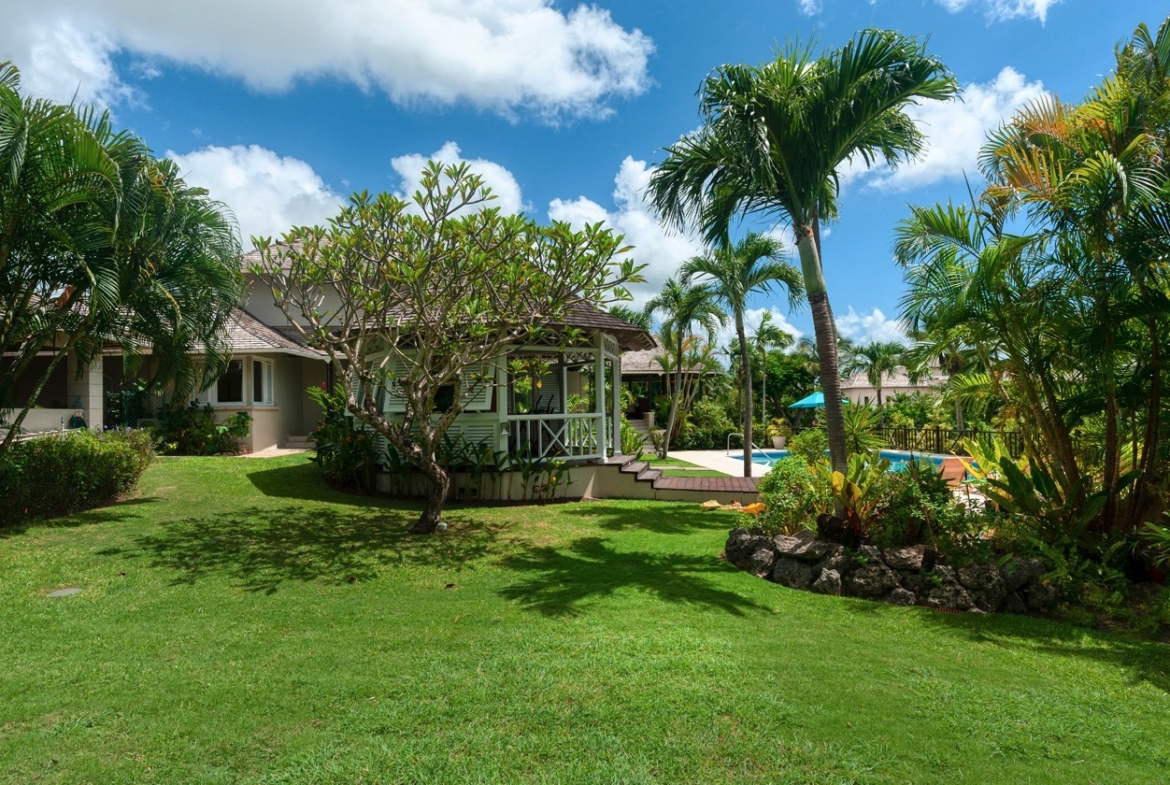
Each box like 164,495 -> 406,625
731,449 -> 950,471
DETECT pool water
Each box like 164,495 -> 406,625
732,449 -> 949,471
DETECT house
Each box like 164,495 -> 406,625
840,365 -> 946,406
5,250 -> 655,464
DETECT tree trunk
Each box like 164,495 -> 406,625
761,354 -> 767,433
738,317 -> 752,478
661,338 -> 684,459
412,457 -> 450,534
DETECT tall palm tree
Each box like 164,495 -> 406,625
842,340 -> 904,410
643,278 -> 726,459
749,310 -> 794,428
648,29 -> 957,476
680,233 -> 801,476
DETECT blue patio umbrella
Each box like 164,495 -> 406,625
787,391 -> 849,409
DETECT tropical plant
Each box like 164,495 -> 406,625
749,310 -> 795,426
256,162 -> 644,533
0,62 -> 244,450
841,403 -> 884,453
679,233 -> 802,477
754,457 -> 832,536
643,278 -> 726,459
619,417 -> 647,461
788,428 -> 828,467
823,451 -> 892,534
648,28 -> 958,481
842,341 -> 905,414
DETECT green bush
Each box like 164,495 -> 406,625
868,460 -> 958,548
0,429 -> 154,524
154,400 -> 251,455
307,384 -> 380,492
755,457 -> 832,535
673,398 -> 736,450
619,417 -> 646,461
788,428 -> 828,466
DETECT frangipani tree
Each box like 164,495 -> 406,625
256,162 -> 643,533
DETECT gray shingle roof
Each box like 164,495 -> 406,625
225,308 -> 326,359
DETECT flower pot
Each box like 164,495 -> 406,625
772,436 -> 787,449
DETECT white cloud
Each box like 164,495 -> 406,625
0,1 -> 652,119
390,142 -> 528,215
847,66 -> 1046,192
936,0 -> 1060,23
549,156 -> 707,310
797,0 -> 823,16
836,307 -> 909,345
167,145 -> 345,246
715,306 -> 803,355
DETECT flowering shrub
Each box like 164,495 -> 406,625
307,383 -> 379,492
0,428 -> 154,524
153,401 -> 251,455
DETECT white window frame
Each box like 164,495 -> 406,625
252,358 -> 275,406
210,359 -> 246,406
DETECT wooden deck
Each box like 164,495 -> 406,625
653,476 -> 760,493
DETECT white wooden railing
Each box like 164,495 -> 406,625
506,413 -> 603,461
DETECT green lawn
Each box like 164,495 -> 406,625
662,468 -> 731,478
644,455 -> 704,469
2,455 -> 1168,783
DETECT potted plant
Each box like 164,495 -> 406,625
766,417 -> 792,449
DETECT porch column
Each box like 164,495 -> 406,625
594,331 -> 606,461
66,352 -> 104,431
611,350 -> 622,456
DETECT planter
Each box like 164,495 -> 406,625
771,436 -> 787,449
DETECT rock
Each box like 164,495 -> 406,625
811,568 -> 842,595
816,513 -> 862,549
845,563 -> 901,599
724,529 -> 773,571
1025,582 -> 1058,613
931,565 -> 956,584
1000,557 -> 1048,591
924,582 -> 974,611
1005,592 -> 1027,614
968,607 -> 987,614
772,557 -> 815,590
746,547 -> 776,578
882,545 -> 926,571
958,564 -> 1008,612
901,572 -> 926,594
856,545 -> 883,564
889,587 -> 917,606
813,546 -> 850,579
772,530 -> 834,562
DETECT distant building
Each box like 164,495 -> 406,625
840,365 -> 945,406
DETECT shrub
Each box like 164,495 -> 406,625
868,460 -> 957,548
674,398 -> 736,450
755,457 -> 833,535
154,400 -> 251,455
619,417 -> 646,461
0,429 -> 154,524
307,383 -> 380,492
788,428 -> 828,466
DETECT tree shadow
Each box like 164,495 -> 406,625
97,504 -> 506,594
910,603 -> 1170,694
244,460 -> 375,504
0,497 -> 161,539
564,505 -> 741,535
497,536 -> 769,618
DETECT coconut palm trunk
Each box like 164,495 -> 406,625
737,318 -> 754,476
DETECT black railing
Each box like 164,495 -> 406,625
875,427 -> 1024,458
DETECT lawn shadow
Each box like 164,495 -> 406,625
97,504 -> 506,594
244,459 -> 381,505
565,504 -> 741,536
497,535 -> 769,618
0,497 -> 161,539
912,604 -> 1170,694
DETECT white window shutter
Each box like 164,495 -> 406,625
265,360 -> 274,405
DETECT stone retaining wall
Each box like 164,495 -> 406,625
724,528 -> 1056,614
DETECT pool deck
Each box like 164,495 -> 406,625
671,449 -> 972,489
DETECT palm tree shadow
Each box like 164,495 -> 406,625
498,536 -> 768,617
97,504 -> 505,594
566,506 -> 740,535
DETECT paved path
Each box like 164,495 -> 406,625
669,449 -> 770,478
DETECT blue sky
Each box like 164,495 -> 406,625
2,0 -> 1163,345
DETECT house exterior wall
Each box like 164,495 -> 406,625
199,353 -> 325,451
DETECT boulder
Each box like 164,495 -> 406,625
856,545 -> 883,564
1005,592 -> 1027,614
924,582 -> 974,611
931,565 -> 957,584
845,563 -> 901,599
772,530 -> 834,562
813,546 -> 850,579
811,568 -> 842,595
882,545 -> 926,571
816,513 -> 863,549
724,529 -> 773,572
957,564 -> 1008,612
746,547 -> 776,578
1000,557 -> 1048,592
772,557 -> 815,590
901,572 -> 926,594
889,587 -> 917,606
1025,582 -> 1058,613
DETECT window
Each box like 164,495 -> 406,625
252,359 -> 274,405
216,360 -> 244,404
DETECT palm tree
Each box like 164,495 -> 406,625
842,340 -> 904,411
643,278 -> 726,459
680,233 -> 801,476
648,29 -> 957,476
608,304 -> 652,331
749,310 -> 794,428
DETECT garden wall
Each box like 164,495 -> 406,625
724,527 -> 1056,614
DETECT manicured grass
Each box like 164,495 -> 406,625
662,468 -> 731,478
2,455 -> 1168,783
644,455 -> 704,469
